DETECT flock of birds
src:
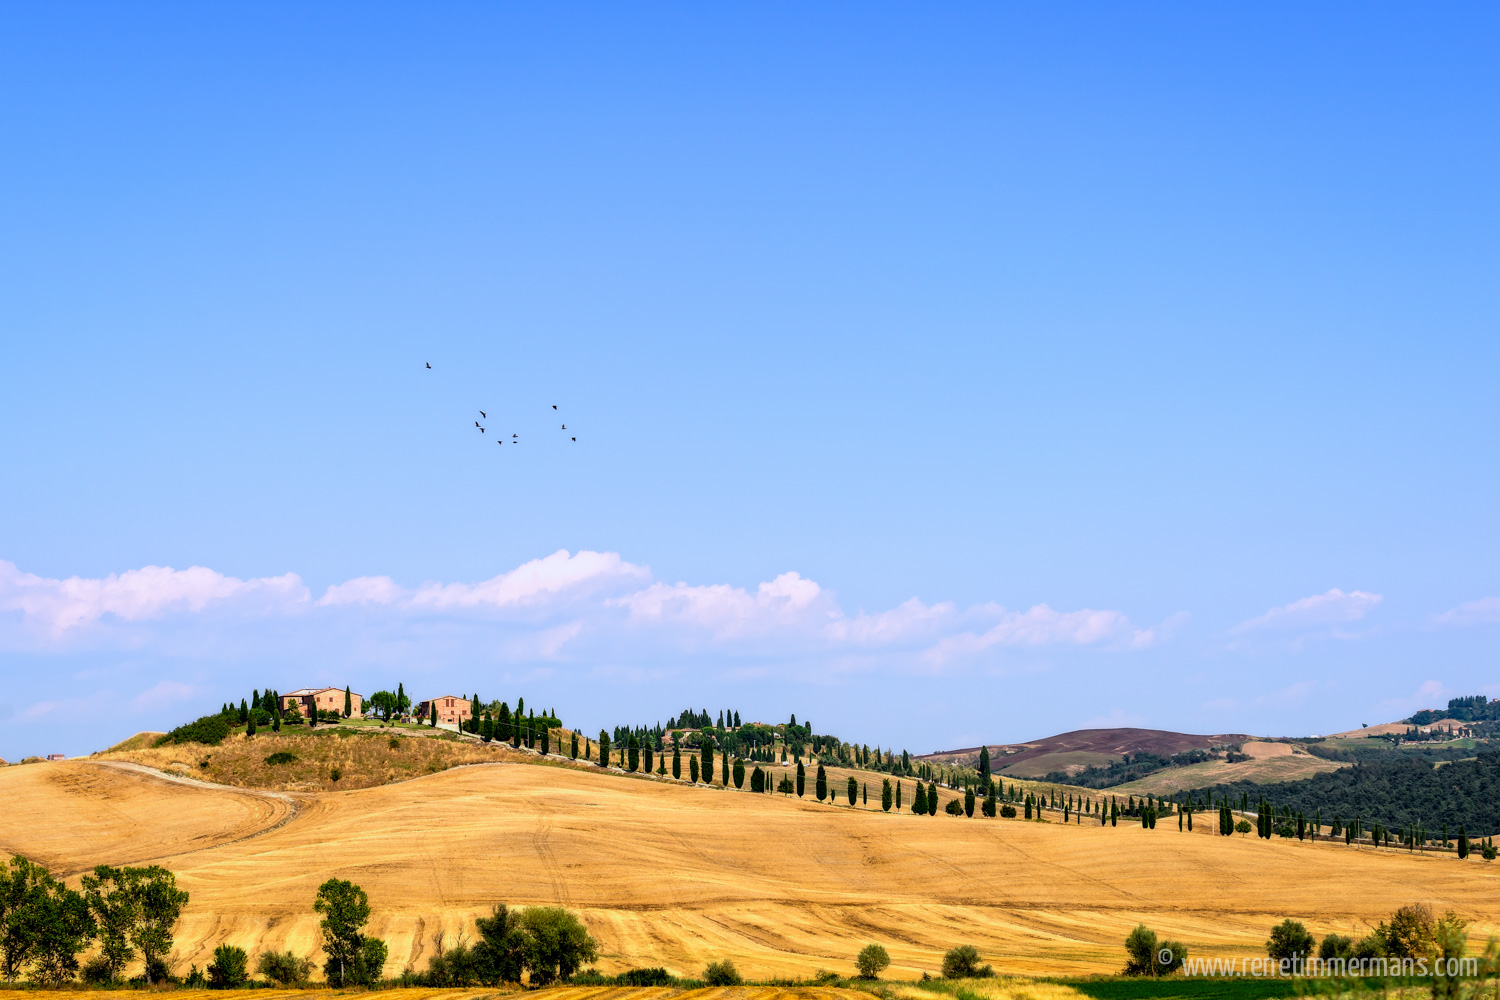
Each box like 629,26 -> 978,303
426,361 -> 575,447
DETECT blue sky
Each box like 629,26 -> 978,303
2,3 -> 1497,761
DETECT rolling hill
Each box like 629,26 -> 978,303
2,753 -> 1495,984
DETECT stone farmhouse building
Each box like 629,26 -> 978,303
418,695 -> 472,726
281,687 -> 363,719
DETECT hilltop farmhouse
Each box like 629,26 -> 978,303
417,695 -> 471,727
281,688 -> 363,719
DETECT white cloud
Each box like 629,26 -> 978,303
1229,588 -> 1382,635
0,554 -> 1153,670
1430,597 -> 1500,627
609,571 -> 835,640
0,559 -> 309,635
924,604 -> 1150,666
317,549 -> 648,612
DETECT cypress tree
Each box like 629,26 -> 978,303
673,746 -> 682,779
847,776 -> 857,806
246,705 -> 258,736
599,731 -> 611,767
1459,826 -> 1470,859
570,732 -> 579,759
896,781 -> 903,811
344,686 -> 352,718
240,698 -> 249,723
272,691 -> 282,732
690,754 -> 700,783
733,757 -> 745,789
964,786 -> 975,817
644,744 -> 654,774
626,735 -> 639,771
796,761 -> 805,797
540,726 -> 550,756
862,782 -> 868,806
816,764 -> 828,801
702,740 -> 714,785
927,783 -> 938,816
881,779 -> 893,812
722,748 -> 729,787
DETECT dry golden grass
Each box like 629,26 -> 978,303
1,759 -> 1495,985
0,990 -> 872,1000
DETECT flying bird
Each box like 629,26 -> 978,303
561,424 -> 566,430
551,405 -> 557,410
425,362 -> 431,369
571,437 -> 576,442
480,410 -> 486,419
475,422 -> 481,428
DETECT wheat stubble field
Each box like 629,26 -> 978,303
2,759 -> 1495,980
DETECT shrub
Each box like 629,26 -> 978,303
941,944 -> 993,978
1384,904 -> 1435,959
1235,820 -> 1253,835
1000,804 -> 1017,818
1267,919 -> 1316,963
1124,924 -> 1180,976
207,943 -> 249,988
264,752 -> 298,766
856,943 -> 891,979
256,950 -> 312,985
616,966 -> 674,986
702,959 -> 742,986
81,955 -> 114,984
330,767 -> 342,782
388,737 -> 400,749
517,905 -> 598,984
1319,934 -> 1354,960
156,715 -> 232,748
945,798 -> 964,815
811,969 -> 841,985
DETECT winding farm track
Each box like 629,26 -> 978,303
1,759 -> 1496,980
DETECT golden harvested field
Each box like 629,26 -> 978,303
0,990 -> 882,1000
1,758 -> 1495,984
1110,741 -> 1345,796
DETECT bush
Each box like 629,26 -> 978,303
856,943 -> 891,979
1319,934 -> 1353,960
945,798 -> 964,815
615,966 -> 674,986
518,905 -> 599,985
388,737 -> 401,749
1124,925 -> 1184,976
330,767 -> 342,782
1267,919 -> 1316,963
1383,904 -> 1434,959
941,944 -> 993,978
703,959 -> 742,986
207,943 -> 249,988
256,950 -> 312,985
264,751 -> 298,766
82,955 -> 114,984
1000,804 -> 1017,818
156,715 -> 233,747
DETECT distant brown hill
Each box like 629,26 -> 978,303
919,727 -> 1254,778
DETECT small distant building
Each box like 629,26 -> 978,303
282,688 -> 363,719
417,695 -> 472,727
45,754 -> 66,761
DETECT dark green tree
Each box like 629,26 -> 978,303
570,732 -> 579,760
796,761 -> 805,797
627,736 -> 639,772
847,775 -> 857,805
1459,825 -> 1470,859
856,943 -> 891,979
816,764 -> 828,801
1266,919 -> 1315,966
80,866 -> 136,981
672,746 -> 682,779
517,906 -> 598,985
701,740 -> 714,785
964,786 -> 976,818
881,779 -> 893,812
207,943 -> 249,988
978,746 -> 991,784
344,686 -> 352,718
598,731 -> 611,768
690,755 -> 700,783
313,878 -> 372,987
733,757 -> 745,789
